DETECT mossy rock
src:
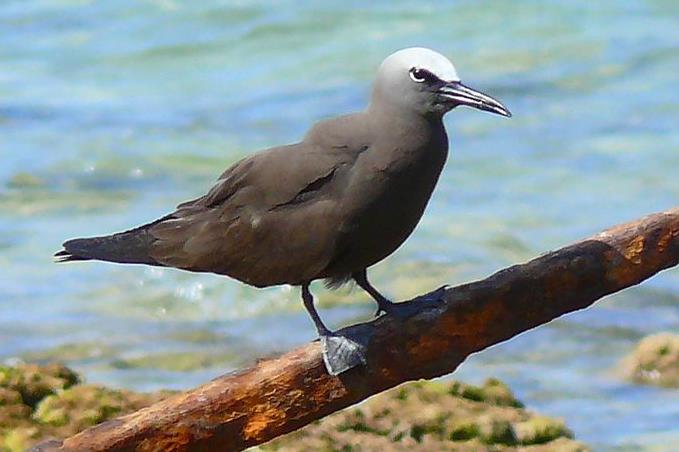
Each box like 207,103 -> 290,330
514,415 -> 573,445
265,379 -> 586,451
521,436 -> 589,451
0,426 -> 42,452
0,364 -> 173,451
110,351 -> 238,372
0,388 -> 22,407
0,388 -> 33,440
33,385 -> 168,434
7,172 -> 45,189
447,378 -> 523,408
449,418 -> 481,441
476,415 -> 517,445
449,380 -> 486,402
168,330 -> 227,344
0,364 -> 79,408
481,378 -> 524,408
22,342 -> 118,363
0,363 -> 585,452
622,333 -> 679,388
0,403 -> 32,429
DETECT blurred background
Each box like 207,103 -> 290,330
1,0 -> 678,450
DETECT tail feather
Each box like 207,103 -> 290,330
55,216 -> 171,266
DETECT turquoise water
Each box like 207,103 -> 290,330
1,0 -> 678,449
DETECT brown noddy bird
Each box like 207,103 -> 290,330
56,47 -> 511,375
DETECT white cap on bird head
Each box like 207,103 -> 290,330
371,47 -> 511,118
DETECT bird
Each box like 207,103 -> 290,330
55,47 -> 511,375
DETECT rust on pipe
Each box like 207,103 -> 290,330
33,207 -> 679,452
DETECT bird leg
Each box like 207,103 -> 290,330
354,269 -> 442,319
352,269 -> 398,317
302,283 -> 367,375
302,283 -> 331,336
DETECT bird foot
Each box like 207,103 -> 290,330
373,297 -> 407,318
319,285 -> 449,375
373,302 -> 422,319
374,285 -> 448,319
320,333 -> 367,376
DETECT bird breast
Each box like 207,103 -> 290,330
322,127 -> 449,277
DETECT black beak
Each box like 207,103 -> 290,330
438,81 -> 511,117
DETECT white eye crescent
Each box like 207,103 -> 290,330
409,67 -> 427,83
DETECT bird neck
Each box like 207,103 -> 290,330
366,101 -> 446,148
368,93 -> 444,125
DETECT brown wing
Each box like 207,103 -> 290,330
147,140 -> 361,287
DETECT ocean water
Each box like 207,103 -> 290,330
1,0 -> 678,449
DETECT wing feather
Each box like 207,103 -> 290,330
146,140 -> 360,286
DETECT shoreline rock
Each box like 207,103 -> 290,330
622,332 -> 679,388
0,363 -> 587,451
262,378 -> 587,451
0,363 -> 170,451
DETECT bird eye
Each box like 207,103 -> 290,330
409,68 -> 428,83
410,67 -> 439,84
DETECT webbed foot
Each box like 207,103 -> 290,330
320,333 -> 367,376
374,285 -> 448,319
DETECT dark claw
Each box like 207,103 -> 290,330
373,306 -> 390,317
374,299 -> 399,318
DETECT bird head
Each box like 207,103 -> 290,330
371,47 -> 511,118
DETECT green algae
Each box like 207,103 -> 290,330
6,173 -> 45,189
110,350 -> 240,372
264,379 -> 587,451
0,363 -> 586,452
1,427 -> 41,452
514,415 -> 573,445
0,364 -> 172,452
0,364 -> 79,408
622,332 -> 679,388
449,419 -> 480,441
33,385 -> 168,431
22,342 -> 119,363
448,378 -> 524,408
480,378 -> 525,408
476,416 -> 517,445
167,329 -> 228,344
